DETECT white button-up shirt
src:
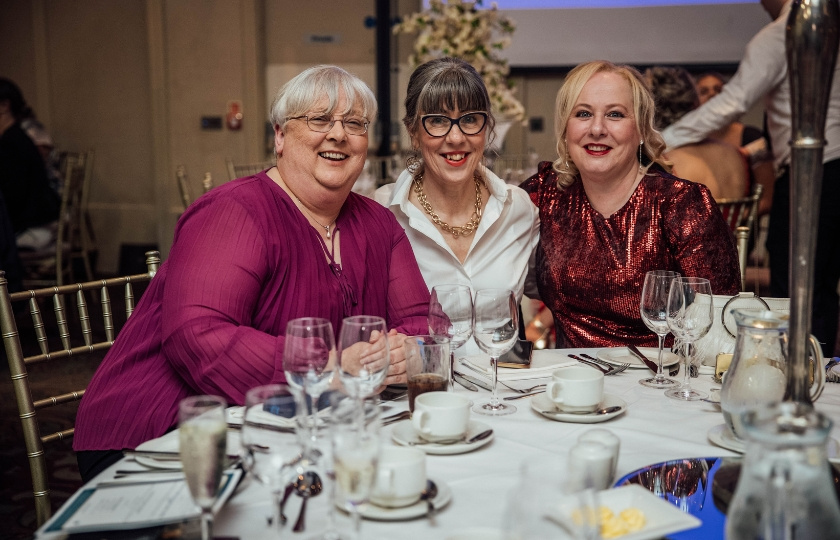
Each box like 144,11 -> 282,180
375,166 -> 540,356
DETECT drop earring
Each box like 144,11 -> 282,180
638,141 -> 644,173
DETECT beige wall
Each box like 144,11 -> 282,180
1,0 -> 764,274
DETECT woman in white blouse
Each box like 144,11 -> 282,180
375,57 -> 540,355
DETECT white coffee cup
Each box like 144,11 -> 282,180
568,440 -> 614,491
412,391 -> 470,442
370,446 -> 426,508
546,366 -> 604,412
578,428 -> 620,481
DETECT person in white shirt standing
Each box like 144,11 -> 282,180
376,57 -> 540,356
661,0 -> 840,356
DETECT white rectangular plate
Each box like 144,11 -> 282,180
596,484 -> 701,540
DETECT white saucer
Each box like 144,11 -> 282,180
597,347 -> 679,369
531,393 -> 627,423
336,476 -> 452,521
391,420 -> 493,455
707,423 -> 840,457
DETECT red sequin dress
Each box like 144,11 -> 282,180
521,162 -> 741,348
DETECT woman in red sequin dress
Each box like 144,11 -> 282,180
521,61 -> 740,348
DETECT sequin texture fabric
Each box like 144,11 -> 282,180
520,162 -> 741,348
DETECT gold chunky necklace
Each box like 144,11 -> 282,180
412,173 -> 484,238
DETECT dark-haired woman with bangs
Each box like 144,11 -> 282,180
375,57 -> 539,356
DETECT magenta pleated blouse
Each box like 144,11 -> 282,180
74,172 -> 430,451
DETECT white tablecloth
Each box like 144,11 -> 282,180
37,348 -> 840,539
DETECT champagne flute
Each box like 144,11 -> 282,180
472,288 -> 519,416
428,284 -> 473,390
284,317 -> 336,453
331,394 -> 382,540
179,395 -> 227,540
240,384 -> 305,531
337,316 -> 390,400
665,277 -> 713,401
639,270 -> 680,388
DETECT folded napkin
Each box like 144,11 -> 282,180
460,350 -> 576,382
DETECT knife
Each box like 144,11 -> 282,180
453,371 -> 493,391
453,372 -> 480,391
627,344 -> 658,373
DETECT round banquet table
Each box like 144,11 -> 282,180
36,348 -> 840,540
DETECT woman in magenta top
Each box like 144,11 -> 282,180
74,66 -> 430,480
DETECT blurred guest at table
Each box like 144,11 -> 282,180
0,192 -> 24,293
375,57 -> 539,355
693,71 -> 775,215
521,60 -> 740,349
647,66 -> 748,200
74,65 -> 430,481
0,78 -> 60,250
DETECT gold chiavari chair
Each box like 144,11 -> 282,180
716,184 -> 763,291
0,250 -> 160,526
225,158 -> 274,181
176,166 -> 214,210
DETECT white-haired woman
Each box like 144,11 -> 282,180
74,65 -> 430,481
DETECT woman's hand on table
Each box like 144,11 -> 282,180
383,329 -> 408,385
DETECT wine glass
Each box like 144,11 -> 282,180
240,384 -> 305,531
331,393 -> 382,540
639,270 -> 680,388
665,277 -> 713,401
337,316 -> 390,399
428,284 -> 473,390
179,395 -> 228,540
472,288 -> 519,416
284,317 -> 336,452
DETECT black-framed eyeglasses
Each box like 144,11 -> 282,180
421,112 -> 488,137
287,114 -> 369,136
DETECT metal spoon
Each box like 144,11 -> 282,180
409,429 -> 492,446
420,479 -> 438,525
540,405 -> 622,416
292,471 -> 322,532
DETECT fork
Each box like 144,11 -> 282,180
568,354 -> 627,375
581,353 -> 631,374
497,380 -> 547,394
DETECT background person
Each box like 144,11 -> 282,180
662,0 -> 840,355
74,65 -> 430,481
375,57 -> 539,355
647,66 -> 748,200
521,60 -> 740,348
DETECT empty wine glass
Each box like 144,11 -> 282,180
665,277 -> 713,401
240,384 -> 305,532
639,270 -> 680,388
179,395 -> 227,540
428,284 -> 473,390
331,394 -> 382,540
472,288 -> 519,416
284,317 -> 336,452
337,316 -> 390,399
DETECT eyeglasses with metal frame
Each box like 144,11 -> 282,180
287,114 -> 369,136
421,112 -> 488,138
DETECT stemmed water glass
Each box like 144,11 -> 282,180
331,394 -> 382,540
428,284 -> 474,390
179,395 -> 228,540
240,384 -> 305,532
639,270 -> 680,388
337,316 -> 390,400
472,288 -> 519,416
284,317 -> 336,453
665,277 -> 713,401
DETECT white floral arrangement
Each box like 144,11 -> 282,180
394,0 -> 526,122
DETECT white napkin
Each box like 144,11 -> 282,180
460,350 -> 576,382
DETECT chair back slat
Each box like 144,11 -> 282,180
0,250 -> 160,527
716,184 -> 764,292
77,290 -> 92,346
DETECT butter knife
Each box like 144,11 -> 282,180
453,372 -> 479,391
626,344 -> 658,373
453,371 -> 493,391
